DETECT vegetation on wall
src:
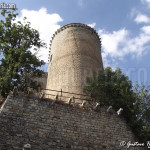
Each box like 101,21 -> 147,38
0,9 -> 46,97
84,67 -> 150,142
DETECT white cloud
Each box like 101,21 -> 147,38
134,14 -> 150,24
15,8 -> 63,63
87,22 -> 96,28
141,26 -> 150,34
98,29 -> 128,67
124,32 -> 150,56
141,0 -> 150,8
99,28 -> 129,57
98,27 -> 150,67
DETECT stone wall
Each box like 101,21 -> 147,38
0,94 -> 144,150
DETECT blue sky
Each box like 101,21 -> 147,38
1,0 -> 150,83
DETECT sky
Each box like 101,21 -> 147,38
0,0 -> 150,84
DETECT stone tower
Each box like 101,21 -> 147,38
46,23 -> 103,99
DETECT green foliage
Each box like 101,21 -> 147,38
84,67 -> 150,142
0,9 -> 46,97
133,82 -> 150,141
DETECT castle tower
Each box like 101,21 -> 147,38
46,23 -> 103,100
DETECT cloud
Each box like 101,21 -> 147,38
141,26 -> 150,34
87,22 -> 96,28
134,14 -> 150,24
98,27 -> 150,67
124,30 -> 150,56
99,28 -> 129,57
98,29 -> 128,67
15,8 -> 63,63
141,0 -> 150,8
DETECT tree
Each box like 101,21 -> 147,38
84,67 -> 135,108
133,82 -> 150,141
0,9 -> 46,97
84,67 -> 149,142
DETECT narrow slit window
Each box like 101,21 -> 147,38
50,54 -> 53,62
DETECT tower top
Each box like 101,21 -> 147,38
50,23 -> 101,45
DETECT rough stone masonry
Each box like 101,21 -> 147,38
46,23 -> 103,100
0,94 -> 144,150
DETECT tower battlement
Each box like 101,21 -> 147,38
49,23 -> 101,50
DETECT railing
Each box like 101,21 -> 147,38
43,89 -> 91,101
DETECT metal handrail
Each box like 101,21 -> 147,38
44,88 -> 89,97
43,89 -> 91,101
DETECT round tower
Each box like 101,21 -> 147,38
46,23 -> 103,100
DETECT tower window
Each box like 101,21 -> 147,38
50,54 -> 53,62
